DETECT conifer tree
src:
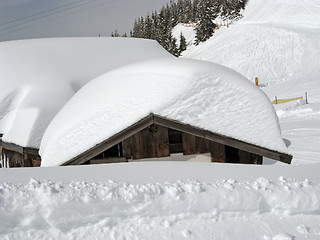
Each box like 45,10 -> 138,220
111,29 -> 120,37
195,0 -> 218,45
168,33 -> 180,57
179,32 -> 187,54
144,14 -> 153,39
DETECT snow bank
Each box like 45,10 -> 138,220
40,58 -> 288,166
0,37 -> 172,148
0,175 -> 319,239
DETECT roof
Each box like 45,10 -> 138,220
40,58 -> 289,166
0,37 -> 172,148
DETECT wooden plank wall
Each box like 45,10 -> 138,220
182,132 -> 226,163
0,148 -> 41,168
121,126 -> 261,164
123,124 -> 170,160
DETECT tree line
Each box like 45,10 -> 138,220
111,0 -> 248,56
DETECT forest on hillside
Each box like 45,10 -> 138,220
112,0 -> 248,56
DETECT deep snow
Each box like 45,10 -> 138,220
0,0 -> 320,239
0,174 -> 319,240
1,161 -> 320,240
39,58 -> 287,167
182,0 -> 320,165
0,37 -> 172,148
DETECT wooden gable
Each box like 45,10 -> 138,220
62,113 -> 292,166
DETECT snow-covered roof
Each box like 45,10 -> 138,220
40,58 -> 288,166
0,37 -> 172,148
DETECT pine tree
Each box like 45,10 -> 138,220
151,11 -> 159,40
145,14 -> 153,39
179,32 -> 187,54
111,29 -> 120,37
168,33 -> 180,57
195,0 -> 218,45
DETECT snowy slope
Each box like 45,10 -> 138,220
0,37 -> 172,148
40,58 -> 287,166
183,0 -> 320,87
183,0 -> 320,164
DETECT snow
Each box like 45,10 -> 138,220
0,37 -> 172,148
0,162 -> 320,239
40,57 -> 287,166
172,23 -> 196,46
183,0 -> 320,87
182,0 -> 320,165
1,0 -> 320,238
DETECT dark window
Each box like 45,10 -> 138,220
168,129 -> 182,144
225,146 -> 239,163
92,143 -> 123,159
168,129 -> 183,153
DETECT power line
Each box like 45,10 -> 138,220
0,0 -> 92,27
0,0 -> 99,35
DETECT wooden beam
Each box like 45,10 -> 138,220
89,157 -> 127,164
153,114 -> 292,164
0,140 -> 24,154
62,114 -> 154,166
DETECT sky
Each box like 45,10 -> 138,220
0,0 -> 172,42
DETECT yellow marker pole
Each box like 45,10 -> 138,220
255,77 -> 259,86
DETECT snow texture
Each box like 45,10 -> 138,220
0,37 -> 172,148
183,0 -> 320,87
0,173 -> 319,240
40,57 -> 287,166
182,0 -> 320,165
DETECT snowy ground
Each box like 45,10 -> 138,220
1,162 -> 320,240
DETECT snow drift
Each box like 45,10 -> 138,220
40,58 -> 288,166
0,173 -> 319,240
0,37 -> 172,148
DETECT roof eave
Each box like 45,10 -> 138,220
61,113 -> 292,166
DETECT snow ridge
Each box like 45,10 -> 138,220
0,177 -> 319,239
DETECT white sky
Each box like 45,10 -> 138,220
0,0 -> 172,42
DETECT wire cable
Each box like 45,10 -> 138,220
0,0 -> 99,35
0,0 -> 94,27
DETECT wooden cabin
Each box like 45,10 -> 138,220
0,114 -> 292,168
62,114 -> 292,166
0,135 -> 41,168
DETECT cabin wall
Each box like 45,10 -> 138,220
89,124 -> 262,165
0,147 -> 41,168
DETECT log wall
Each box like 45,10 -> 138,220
108,124 -> 262,164
0,147 -> 41,168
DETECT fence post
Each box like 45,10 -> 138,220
305,92 -> 308,104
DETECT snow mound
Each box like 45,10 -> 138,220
0,37 -> 172,148
0,176 -> 319,239
183,0 -> 320,87
40,58 -> 287,166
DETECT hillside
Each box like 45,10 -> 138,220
182,0 -> 320,164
